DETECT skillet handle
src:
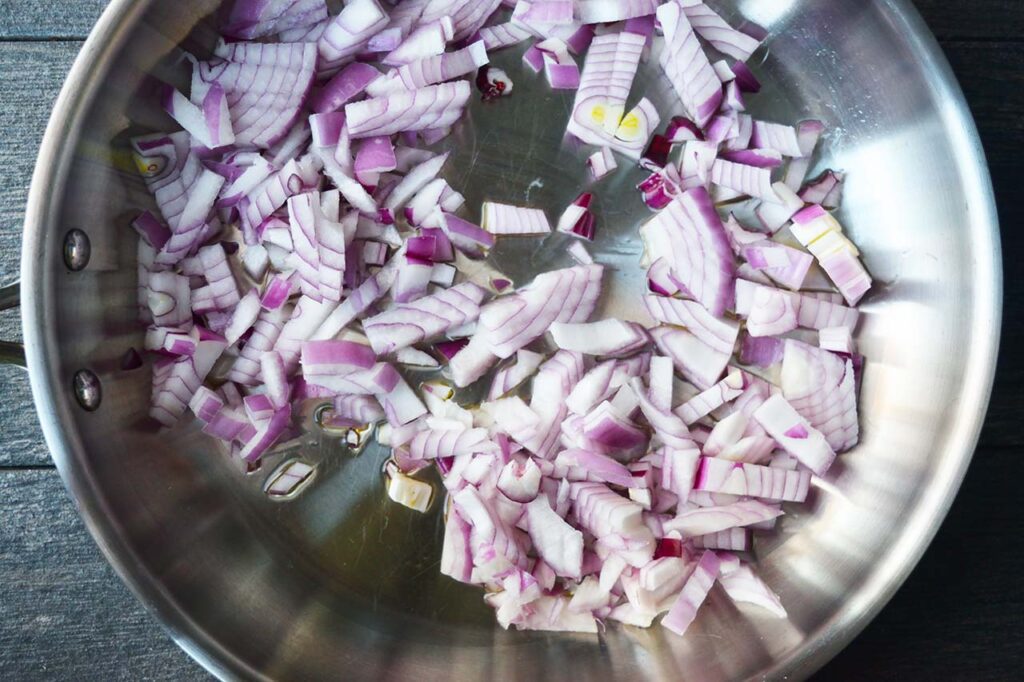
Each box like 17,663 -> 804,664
0,280 -> 25,368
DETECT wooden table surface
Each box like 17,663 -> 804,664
1,1 -> 1021,679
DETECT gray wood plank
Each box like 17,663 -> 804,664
0,41 -> 81,284
913,0 -> 1024,40
0,42 -> 81,467
0,365 -> 48,467
0,2 -> 1018,678
0,0 -> 108,39
0,469 -> 208,680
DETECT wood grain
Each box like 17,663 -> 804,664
0,42 -> 80,285
912,0 -> 1024,40
0,470 -> 206,680
0,1 -> 1021,680
0,0 -> 107,39
0,42 -> 80,468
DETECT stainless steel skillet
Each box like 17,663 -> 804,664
7,0 -> 1001,679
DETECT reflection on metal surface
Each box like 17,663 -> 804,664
18,0 -> 1002,680
315,402 -> 377,454
265,459 -> 317,500
62,228 -> 91,271
72,369 -> 101,411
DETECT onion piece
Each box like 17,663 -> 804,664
345,82 -> 471,138
569,482 -> 655,567
383,16 -> 453,65
587,147 -> 617,180
418,0 -> 504,43
643,295 -> 740,356
680,1 -> 762,60
676,368 -> 745,424
790,205 -> 872,305
664,499 -> 783,536
481,202 -> 552,235
410,425 -> 497,459
223,0 -> 329,40
694,456 -> 812,503
398,40 -> 489,89
533,37 -> 580,89
556,192 -> 596,240
746,284 -> 799,337
657,1 -> 722,127
497,457 -> 543,503
753,394 -> 837,475
799,169 -> 844,206
155,170 -> 225,265
781,339 -> 859,452
710,159 -> 781,204
384,152 -> 449,213
611,98 -> 660,158
363,282 -> 488,354
555,448 -> 637,488
783,120 -> 827,191
576,0 -> 659,23
489,349 -> 546,400
386,463 -> 434,512
650,326 -> 729,391
317,0 -> 389,71
162,83 -> 235,150
441,504 -> 474,583
311,62 -> 381,114
742,242 -> 813,290
549,319 -> 650,358
582,401 -> 649,456
639,188 -> 735,317
661,549 -> 719,636
478,21 -> 533,51
751,120 -> 803,157
189,385 -> 224,422
525,496 -> 584,578
694,528 -> 749,552
195,42 -> 317,149
819,326 -> 855,354
567,32 -> 646,145
566,240 -> 594,265
479,264 -> 604,359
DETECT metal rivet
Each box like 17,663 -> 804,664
72,369 -> 101,411
63,229 -> 90,271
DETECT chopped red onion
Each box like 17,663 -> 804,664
345,82 -> 471,138
681,1 -> 762,61
586,147 -> 617,180
556,192 -> 596,240
567,32 -> 646,145
363,282 -> 487,354
481,201 -> 552,235
753,394 -> 836,475
790,205 -> 872,304
694,456 -> 811,503
195,42 -> 317,149
317,0 -> 389,71
575,0 -> 660,23
398,40 -> 489,89
133,0 -> 868,637
657,1 -> 722,127
640,188 -> 735,317
478,21 -> 533,51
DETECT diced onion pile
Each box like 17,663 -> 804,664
131,0 -> 869,637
